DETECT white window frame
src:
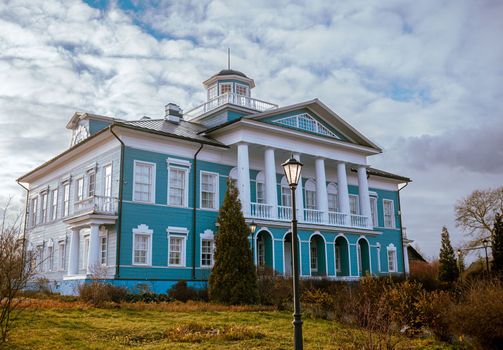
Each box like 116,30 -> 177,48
255,171 -> 265,204
219,82 -> 232,95
87,170 -> 96,198
376,243 -> 381,272
30,197 -> 38,227
335,245 -> 341,273
100,230 -> 108,266
200,171 -> 219,210
208,84 -> 218,100
383,199 -> 395,228
58,241 -> 66,271
310,242 -> 318,272
280,176 -> 291,207
370,196 -> 378,227
82,235 -> 90,270
305,179 -> 317,210
349,194 -> 360,215
132,224 -> 153,266
387,244 -> 397,272
167,165 -> 189,207
75,177 -> 84,202
62,182 -> 70,217
167,227 -> 188,267
327,183 -> 339,212
200,229 -> 215,268
47,243 -> 54,271
50,188 -> 58,221
133,160 -> 156,204
257,237 -> 265,267
235,83 -> 249,96
40,192 -> 48,224
103,164 -> 113,197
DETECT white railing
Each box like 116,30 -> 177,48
250,202 -> 273,219
74,195 -> 117,215
278,206 -> 292,221
184,93 -> 278,120
350,214 -> 369,229
328,211 -> 347,226
304,209 -> 324,224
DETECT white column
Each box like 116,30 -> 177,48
315,157 -> 328,222
237,143 -> 251,216
67,228 -> 80,275
86,224 -> 101,275
264,148 -> 278,218
357,166 -> 372,228
293,153 -> 304,220
403,244 -> 410,275
336,162 -> 350,225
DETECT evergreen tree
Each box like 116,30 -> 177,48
438,226 -> 459,283
457,250 -> 465,277
492,213 -> 503,274
208,180 -> 258,304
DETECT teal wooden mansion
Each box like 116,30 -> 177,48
18,68 -> 412,294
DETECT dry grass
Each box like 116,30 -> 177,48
120,300 -> 275,312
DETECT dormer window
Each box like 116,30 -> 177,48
236,83 -> 248,96
208,84 -> 217,100
220,83 -> 232,95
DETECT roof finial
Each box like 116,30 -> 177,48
227,48 -> 231,69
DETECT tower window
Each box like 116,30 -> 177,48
208,84 -> 217,100
236,84 -> 248,96
220,83 -> 232,95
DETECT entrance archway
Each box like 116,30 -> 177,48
283,232 -> 300,276
334,236 -> 350,276
357,238 -> 371,276
309,234 -> 326,276
256,230 -> 273,271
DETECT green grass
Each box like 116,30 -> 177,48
5,303 -> 452,349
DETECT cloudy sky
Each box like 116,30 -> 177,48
1,0 -> 502,259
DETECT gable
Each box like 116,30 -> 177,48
260,108 -> 349,142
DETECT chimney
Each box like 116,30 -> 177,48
165,103 -> 183,123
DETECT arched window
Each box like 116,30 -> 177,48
256,171 -> 265,204
228,167 -> 238,188
327,183 -> 338,212
280,176 -> 291,207
304,179 -> 317,210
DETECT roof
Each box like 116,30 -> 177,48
350,166 -> 411,183
117,119 -> 226,148
215,69 -> 248,78
407,245 -> 427,262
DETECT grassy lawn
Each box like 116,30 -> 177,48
5,300 -> 451,349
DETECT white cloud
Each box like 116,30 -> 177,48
0,0 -> 501,259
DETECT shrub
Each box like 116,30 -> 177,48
410,260 -> 440,290
78,282 -> 128,306
385,280 -> 426,335
168,280 -> 207,302
126,292 -> 172,303
448,279 -> 503,349
417,290 -> 453,341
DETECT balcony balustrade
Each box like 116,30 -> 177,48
74,195 -> 117,216
184,93 -> 278,121
248,204 -> 372,230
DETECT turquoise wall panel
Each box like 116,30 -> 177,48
89,119 -> 111,135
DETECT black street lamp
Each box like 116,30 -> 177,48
249,221 -> 257,265
282,155 -> 304,350
482,238 -> 490,273
456,249 -> 463,282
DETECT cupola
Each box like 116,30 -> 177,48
202,69 -> 255,101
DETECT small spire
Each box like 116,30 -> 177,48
227,48 -> 231,69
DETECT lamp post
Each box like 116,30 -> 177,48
282,155 -> 304,350
249,221 -> 257,266
482,238 -> 490,273
456,249 -> 463,282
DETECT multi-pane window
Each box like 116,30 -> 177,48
327,183 -> 338,212
82,236 -> 90,269
388,248 -> 396,272
201,239 -> 214,267
208,84 -> 217,100
87,172 -> 96,198
51,189 -> 58,221
310,244 -> 318,272
58,242 -> 65,271
63,183 -> 70,217
103,165 -> 112,197
201,172 -> 217,209
133,234 -> 150,265
370,197 -> 378,227
256,182 -> 264,204
257,238 -> 265,267
335,246 -> 341,272
169,167 -> 187,207
349,195 -> 360,215
219,83 -> 232,95
383,199 -> 395,228
100,235 -> 107,265
75,178 -> 84,202
36,245 -> 43,272
134,162 -> 154,203
169,236 -> 184,266
47,246 -> 54,271
31,197 -> 38,226
40,193 -> 48,224
281,178 -> 291,207
236,84 -> 248,96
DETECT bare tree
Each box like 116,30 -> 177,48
0,198 -> 37,343
455,187 -> 503,248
